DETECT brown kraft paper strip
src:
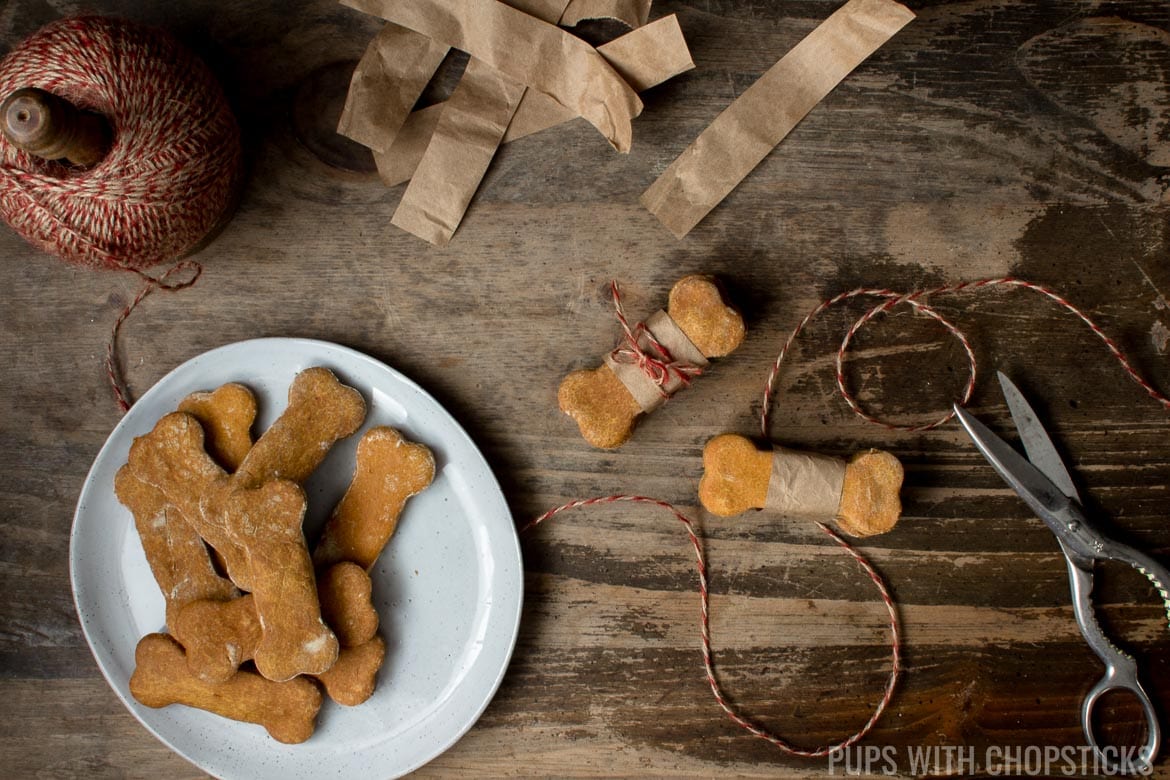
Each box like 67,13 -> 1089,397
337,24 -> 449,154
339,0 -> 640,166
390,59 -> 528,245
341,0 -> 642,152
374,15 -> 693,187
640,0 -> 915,238
603,310 -> 708,412
391,0 -> 572,245
765,448 -> 847,519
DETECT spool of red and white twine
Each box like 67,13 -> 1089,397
0,16 -> 242,411
528,276 -> 1170,760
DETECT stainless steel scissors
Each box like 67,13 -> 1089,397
954,372 -> 1170,775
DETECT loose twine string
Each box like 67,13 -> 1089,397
608,280 -> 703,399
105,261 -> 203,412
527,274 -> 1170,758
520,495 -> 899,758
761,276 -> 1170,436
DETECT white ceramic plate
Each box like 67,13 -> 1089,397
70,338 -> 523,779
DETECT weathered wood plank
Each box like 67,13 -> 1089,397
1,0 -> 1168,776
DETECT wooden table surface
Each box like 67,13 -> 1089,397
3,0 -> 1169,777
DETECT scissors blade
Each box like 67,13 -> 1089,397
997,372 -> 1081,503
953,404 -> 1075,521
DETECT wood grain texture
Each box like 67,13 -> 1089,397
1,0 -> 1169,777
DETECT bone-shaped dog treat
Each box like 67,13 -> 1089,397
559,275 -> 746,449
177,383 -> 257,579
126,412 -> 232,550
174,561 -> 379,683
129,633 -> 322,744
698,433 -> 904,537
215,479 -> 339,681
315,634 -> 387,707
176,369 -> 361,586
114,466 -> 238,630
313,426 -> 436,570
115,383 -> 257,628
170,424 -> 426,688
233,367 -> 366,489
172,593 -> 263,683
317,562 -> 380,647
127,412 -> 339,681
177,382 -> 257,472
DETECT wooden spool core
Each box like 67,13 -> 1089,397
1,87 -> 111,166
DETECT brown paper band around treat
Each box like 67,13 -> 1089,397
337,24 -> 449,154
604,309 -> 708,413
342,0 -> 642,152
640,0 -> 915,238
764,448 -> 847,519
373,15 -> 693,187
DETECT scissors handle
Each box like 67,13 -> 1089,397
1067,556 -> 1163,774
1082,659 -> 1161,775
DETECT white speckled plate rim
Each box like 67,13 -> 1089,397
70,338 -> 523,780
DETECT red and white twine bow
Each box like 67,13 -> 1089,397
608,280 -> 703,399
